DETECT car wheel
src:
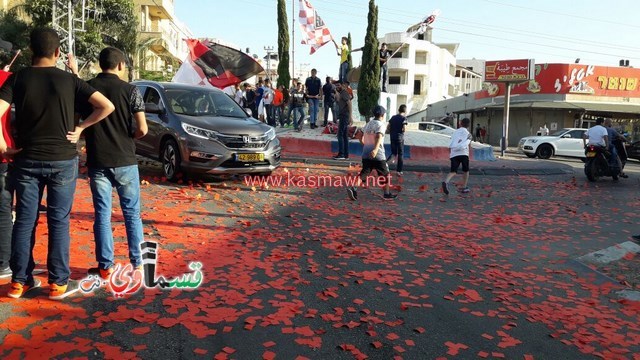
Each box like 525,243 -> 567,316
162,139 -> 182,182
524,153 -> 536,158
536,144 -> 553,159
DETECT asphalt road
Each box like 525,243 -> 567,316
0,156 -> 639,359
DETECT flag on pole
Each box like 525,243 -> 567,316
298,0 -> 333,54
173,39 -> 264,89
413,9 -> 440,35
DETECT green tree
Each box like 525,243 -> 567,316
347,32 -> 353,74
276,0 -> 290,89
357,0 -> 380,117
22,0 -> 137,70
0,10 -> 31,72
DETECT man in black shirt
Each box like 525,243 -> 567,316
321,76 -> 336,127
80,47 -> 148,280
304,69 -> 322,129
333,81 -> 352,160
379,43 -> 392,93
0,28 -> 114,300
386,104 -> 408,175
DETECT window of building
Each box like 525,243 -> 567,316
389,76 -> 401,85
414,80 -> 421,95
392,51 -> 403,59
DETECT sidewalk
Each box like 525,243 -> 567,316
276,127 -> 575,175
275,125 -> 497,162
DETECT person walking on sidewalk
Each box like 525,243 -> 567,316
347,105 -> 397,201
322,76 -> 336,126
79,47 -> 148,280
442,118 -> 472,195
386,104 -> 408,175
304,69 -> 322,129
0,28 -> 115,299
333,81 -> 352,160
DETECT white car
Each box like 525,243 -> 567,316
417,122 -> 456,136
518,128 -> 587,159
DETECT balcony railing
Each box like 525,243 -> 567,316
139,0 -> 174,20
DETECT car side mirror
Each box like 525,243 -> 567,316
145,103 -> 165,114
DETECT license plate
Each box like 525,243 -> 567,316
586,152 -> 596,157
236,153 -> 264,162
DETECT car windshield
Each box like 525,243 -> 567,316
164,88 -> 247,118
550,129 -> 570,136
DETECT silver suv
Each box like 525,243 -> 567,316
133,81 -> 281,181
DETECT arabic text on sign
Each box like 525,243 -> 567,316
597,76 -> 638,91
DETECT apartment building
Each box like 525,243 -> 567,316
134,0 -> 193,77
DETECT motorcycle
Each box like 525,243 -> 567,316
584,144 -> 620,182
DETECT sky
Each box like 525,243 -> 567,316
174,0 -> 640,82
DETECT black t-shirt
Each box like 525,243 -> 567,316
388,114 -> 407,136
82,73 -> 144,168
305,76 -> 322,96
380,50 -> 392,66
0,67 -> 96,161
322,83 -> 336,104
337,89 -> 351,118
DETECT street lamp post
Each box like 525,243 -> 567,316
264,46 -> 274,79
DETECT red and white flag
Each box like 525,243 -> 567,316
298,0 -> 333,54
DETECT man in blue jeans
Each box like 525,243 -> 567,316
333,81 -> 352,160
304,68 -> 322,129
80,47 -> 148,279
0,28 -> 114,299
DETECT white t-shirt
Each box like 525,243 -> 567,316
586,125 -> 608,146
449,127 -> 472,158
234,89 -> 243,104
262,87 -> 274,105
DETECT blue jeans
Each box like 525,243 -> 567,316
337,115 -> 350,158
324,102 -> 336,125
307,98 -> 319,126
339,61 -> 349,83
0,163 -> 11,269
89,165 -> 143,270
291,107 -> 305,130
11,157 -> 78,285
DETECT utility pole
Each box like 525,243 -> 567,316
51,0 -> 102,61
291,0 -> 295,82
264,46 -> 274,79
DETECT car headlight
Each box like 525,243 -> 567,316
265,128 -> 276,141
182,123 -> 219,140
529,139 -> 538,144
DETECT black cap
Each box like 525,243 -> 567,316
373,105 -> 386,117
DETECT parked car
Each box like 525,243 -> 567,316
417,122 -> 456,136
518,128 -> 587,159
133,81 -> 281,181
625,140 -> 640,161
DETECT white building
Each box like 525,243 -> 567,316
380,27 -> 484,119
379,27 -> 458,115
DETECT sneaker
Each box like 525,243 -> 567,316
441,182 -> 449,195
347,187 -> 358,201
631,235 -> 640,241
397,172 -> 403,176
38,204 -> 47,213
8,279 -> 41,299
620,173 -> 628,178
0,267 -> 11,279
49,280 -> 80,300
383,193 -> 398,200
87,267 -> 114,280
388,158 -> 396,165
333,155 -> 346,160
461,187 -> 470,193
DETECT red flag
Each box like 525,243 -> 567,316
176,39 -> 264,89
298,0 -> 334,54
